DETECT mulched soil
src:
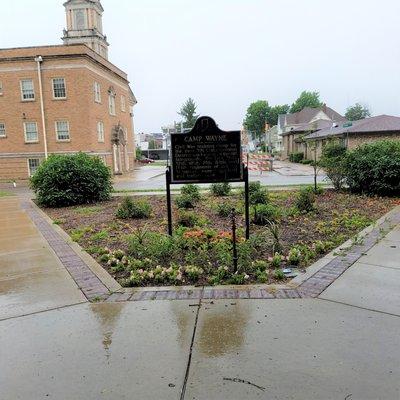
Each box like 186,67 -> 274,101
44,190 -> 399,285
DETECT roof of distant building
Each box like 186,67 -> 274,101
305,115 -> 400,140
280,105 -> 346,127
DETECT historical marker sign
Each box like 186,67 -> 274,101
170,116 -> 242,183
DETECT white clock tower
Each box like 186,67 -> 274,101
62,0 -> 109,59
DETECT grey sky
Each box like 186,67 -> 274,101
1,0 -> 400,133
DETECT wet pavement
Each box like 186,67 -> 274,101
0,197 -> 86,320
113,162 -> 327,191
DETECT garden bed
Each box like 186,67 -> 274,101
44,189 -> 398,288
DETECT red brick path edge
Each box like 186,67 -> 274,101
22,201 -> 110,301
24,200 -> 400,303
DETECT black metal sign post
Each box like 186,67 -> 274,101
166,116 -> 250,239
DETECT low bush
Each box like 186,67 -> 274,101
344,140 -> 400,196
320,142 -> 347,190
181,184 -> 201,201
253,204 -> 281,225
245,181 -> 269,205
289,152 -> 304,163
176,210 -> 199,227
296,187 -> 315,213
300,159 -> 313,165
217,202 -> 235,217
116,196 -> 152,219
30,153 -> 112,207
175,194 -> 196,209
210,182 -> 232,196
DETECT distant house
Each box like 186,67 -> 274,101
305,115 -> 400,159
278,105 -> 346,158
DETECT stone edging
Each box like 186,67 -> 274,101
24,199 -> 400,303
22,201 -> 111,301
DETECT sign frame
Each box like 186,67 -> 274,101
166,116 -> 250,239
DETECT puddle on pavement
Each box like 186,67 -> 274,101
90,302 -> 125,359
197,302 -> 250,357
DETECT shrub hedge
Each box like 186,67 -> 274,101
344,140 -> 400,196
30,153 -> 112,207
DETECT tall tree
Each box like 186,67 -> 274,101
178,98 -> 199,130
244,100 -> 270,140
345,103 -> 371,121
290,91 -> 323,113
267,104 -> 290,126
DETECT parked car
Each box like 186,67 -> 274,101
139,157 -> 155,164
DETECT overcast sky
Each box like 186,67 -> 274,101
1,0 -> 400,132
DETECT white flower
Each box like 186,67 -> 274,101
244,274 -> 250,280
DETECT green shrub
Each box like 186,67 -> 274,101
217,202 -> 235,217
245,181 -> 269,205
210,182 -> 231,196
176,210 -> 199,227
116,196 -> 152,219
127,232 -> 176,263
175,194 -> 196,209
320,142 -> 347,190
252,204 -> 281,225
289,152 -> 304,163
30,153 -> 112,207
344,140 -> 400,196
295,187 -> 315,213
300,159 -> 313,165
181,184 -> 201,201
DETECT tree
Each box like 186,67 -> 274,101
267,104 -> 290,126
178,98 -> 199,130
290,91 -> 323,113
345,103 -> 371,121
244,100 -> 270,140
320,142 -> 347,190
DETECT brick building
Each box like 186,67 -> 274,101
305,115 -> 400,160
0,0 -> 137,180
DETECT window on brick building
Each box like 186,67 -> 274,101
24,122 -> 38,143
121,95 -> 126,112
56,121 -> 70,141
0,122 -> 6,137
28,159 -> 40,177
52,78 -> 66,99
109,94 -> 116,115
94,82 -> 101,103
97,121 -> 104,142
20,79 -> 35,101
0,81 -> 3,95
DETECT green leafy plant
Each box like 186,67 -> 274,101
253,204 -> 281,225
116,196 -> 152,219
176,210 -> 199,227
30,153 -> 112,207
344,140 -> 400,196
181,184 -> 201,201
320,142 -> 347,190
295,187 -> 315,213
289,152 -> 304,163
274,269 -> 286,280
245,181 -> 269,205
217,202 -> 235,217
175,194 -> 196,209
210,182 -> 232,196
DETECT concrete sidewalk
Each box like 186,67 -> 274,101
0,196 -> 399,399
0,196 -> 86,320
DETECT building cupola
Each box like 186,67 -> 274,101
62,0 -> 109,59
